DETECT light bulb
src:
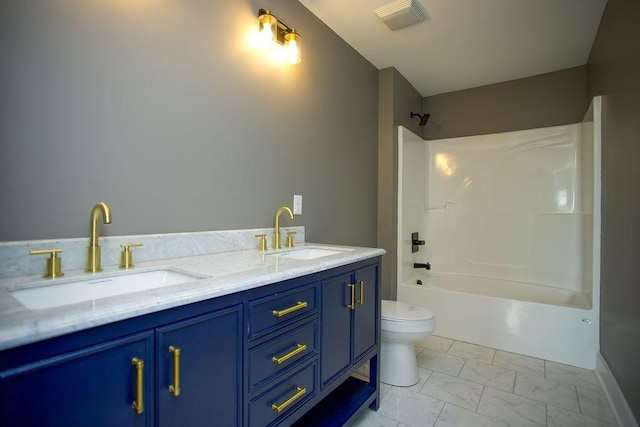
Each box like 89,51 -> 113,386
285,40 -> 299,64
257,11 -> 277,50
284,30 -> 301,65
258,23 -> 274,47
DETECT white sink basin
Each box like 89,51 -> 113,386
11,268 -> 203,310
271,247 -> 350,260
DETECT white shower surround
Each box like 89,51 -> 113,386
397,97 -> 601,369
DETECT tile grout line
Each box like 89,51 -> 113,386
575,386 -> 584,415
575,386 -> 586,415
456,355 -> 469,378
544,401 -> 549,427
443,338 -> 454,353
475,384 -> 487,413
432,397 -> 447,427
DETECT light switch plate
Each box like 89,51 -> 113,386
293,194 -> 302,215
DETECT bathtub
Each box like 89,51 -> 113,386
395,99 -> 602,370
398,272 -> 598,369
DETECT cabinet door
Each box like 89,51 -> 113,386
0,332 -> 153,427
353,264 -> 378,361
156,305 -> 242,427
320,272 -> 353,386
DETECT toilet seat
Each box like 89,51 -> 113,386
382,300 -> 434,321
381,300 -> 436,333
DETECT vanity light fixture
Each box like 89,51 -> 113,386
257,8 -> 302,64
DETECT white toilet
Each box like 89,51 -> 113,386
380,299 -> 436,386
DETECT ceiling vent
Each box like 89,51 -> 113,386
374,0 -> 429,31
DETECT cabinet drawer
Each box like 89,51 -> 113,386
249,321 -> 317,392
249,284 -> 317,338
249,362 -> 317,427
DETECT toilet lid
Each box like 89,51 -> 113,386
381,300 -> 434,321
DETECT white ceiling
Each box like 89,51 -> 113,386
298,0 -> 607,96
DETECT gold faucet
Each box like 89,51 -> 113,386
273,206 -> 294,249
87,201 -> 112,272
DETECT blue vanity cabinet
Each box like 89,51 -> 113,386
320,263 -> 379,387
155,305 -> 242,427
0,255 -> 381,427
0,332 -> 154,427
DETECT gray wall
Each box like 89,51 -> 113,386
588,0 -> 640,418
423,66 -> 588,140
377,67 -> 423,300
0,0 -> 379,248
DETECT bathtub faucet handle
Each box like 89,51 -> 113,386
411,232 -> 426,253
413,262 -> 431,270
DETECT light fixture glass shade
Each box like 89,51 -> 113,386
257,11 -> 277,50
284,29 -> 301,65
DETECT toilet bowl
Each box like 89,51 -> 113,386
380,299 -> 436,386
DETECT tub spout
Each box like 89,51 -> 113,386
413,262 -> 431,270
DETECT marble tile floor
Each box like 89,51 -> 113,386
352,336 -> 618,427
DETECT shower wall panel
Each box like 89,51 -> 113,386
415,124 -> 590,292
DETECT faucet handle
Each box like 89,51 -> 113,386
286,231 -> 297,248
255,234 -> 268,251
120,242 -> 143,269
30,248 -> 64,278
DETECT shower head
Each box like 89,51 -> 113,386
411,112 -> 430,126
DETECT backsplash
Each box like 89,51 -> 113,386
0,227 -> 305,280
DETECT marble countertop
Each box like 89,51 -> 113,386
0,243 -> 384,351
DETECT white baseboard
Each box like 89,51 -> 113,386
595,353 -> 639,427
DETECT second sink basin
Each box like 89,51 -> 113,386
271,247 -> 351,260
11,268 -> 204,310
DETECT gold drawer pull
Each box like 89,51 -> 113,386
272,301 -> 308,318
168,346 -> 181,397
347,284 -> 355,310
131,358 -> 144,415
356,280 -> 365,305
271,386 -> 307,413
272,344 -> 307,365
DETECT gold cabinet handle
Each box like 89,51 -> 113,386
356,280 -> 365,305
131,358 -> 144,415
272,301 -> 308,318
271,386 -> 306,413
272,344 -> 307,365
168,346 -> 181,397
347,283 -> 355,310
